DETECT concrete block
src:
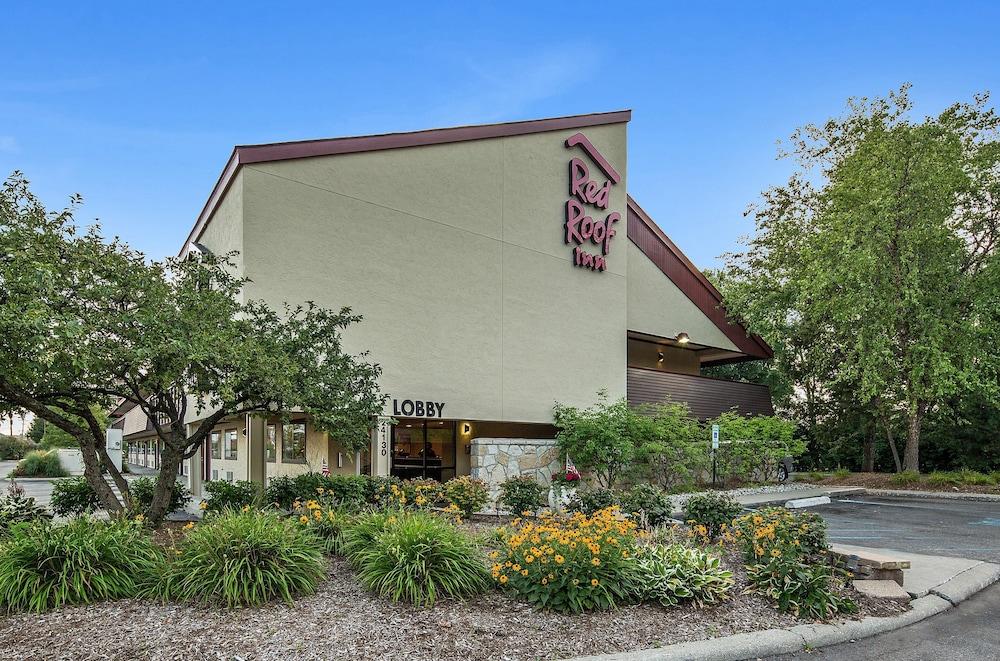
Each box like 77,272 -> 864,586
853,579 -> 911,601
786,495 -> 831,508
930,562 -> 1000,605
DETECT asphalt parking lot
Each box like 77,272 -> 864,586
812,495 -> 1000,563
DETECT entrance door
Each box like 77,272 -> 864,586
390,419 -> 456,481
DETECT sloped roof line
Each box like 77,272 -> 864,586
626,195 -> 773,360
180,110 -> 632,257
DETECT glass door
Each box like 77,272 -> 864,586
390,419 -> 456,481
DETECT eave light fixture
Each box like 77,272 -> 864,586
676,332 -> 690,345
657,351 -> 664,362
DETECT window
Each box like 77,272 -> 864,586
282,422 -> 307,463
224,429 -> 238,460
211,469 -> 218,481
211,431 -> 222,460
266,424 -> 277,463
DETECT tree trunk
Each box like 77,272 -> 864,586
78,434 -> 124,513
881,415 -> 903,473
862,424 -> 876,472
903,407 -> 923,473
147,443 -> 182,527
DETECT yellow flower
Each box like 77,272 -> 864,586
488,551 -> 499,559
183,522 -> 195,530
524,555 -> 534,563
541,578 -> 548,585
554,555 -> 565,565
771,549 -> 782,558
133,514 -> 145,522
198,501 -> 208,510
521,569 -> 529,576
317,487 -> 325,494
521,510 -> 533,517
314,509 -> 322,519
241,505 -> 251,512
299,515 -> 310,524
591,578 -> 599,586
591,557 -> 601,566
499,575 -> 509,584
621,550 -> 629,558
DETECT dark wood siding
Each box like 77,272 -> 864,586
627,367 -> 774,419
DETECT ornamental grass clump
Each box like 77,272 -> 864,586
493,507 -> 642,613
351,510 -> 491,606
0,517 -> 163,613
291,497 -> 354,555
634,543 -> 733,608
157,510 -> 325,607
9,449 -> 68,478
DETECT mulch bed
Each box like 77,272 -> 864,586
806,472 -> 1000,494
0,549 -> 908,661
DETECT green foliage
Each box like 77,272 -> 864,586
682,492 -> 743,539
292,501 -> 354,555
568,488 -> 618,516
129,476 -> 192,514
710,411 -> 802,484
0,517 -> 163,613
157,510 -> 325,607
494,507 -> 642,613
342,510 -> 396,566
0,435 -> 33,460
722,86 -> 1000,473
554,391 -> 659,488
732,508 -> 829,562
833,468 -> 851,479
49,476 -> 101,516
0,483 -> 51,533
26,418 -> 45,444
635,401 -> 708,492
202,480 -> 259,514
890,470 -> 921,486
443,476 -> 491,517
264,473 -> 374,510
618,483 -> 674,528
747,559 -> 857,619
351,510 -> 491,606
370,476 -> 404,508
10,450 -> 68,478
497,476 -> 546,516
926,470 -> 996,487
40,407 -> 107,449
634,544 -> 734,608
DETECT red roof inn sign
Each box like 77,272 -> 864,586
564,132 -> 622,272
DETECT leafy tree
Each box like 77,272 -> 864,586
25,417 -> 44,444
634,401 -> 707,492
723,86 -> 1000,472
0,172 -> 385,525
41,406 -> 106,448
553,392 -> 659,488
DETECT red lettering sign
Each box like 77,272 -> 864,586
564,133 -> 620,272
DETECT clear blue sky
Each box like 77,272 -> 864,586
2,1 -> 998,269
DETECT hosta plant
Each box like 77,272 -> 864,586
634,543 -> 733,608
0,517 -> 162,613
351,510 -> 491,606
746,557 -> 857,619
157,510 -> 325,607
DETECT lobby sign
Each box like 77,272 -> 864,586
391,398 -> 446,418
564,132 -> 622,272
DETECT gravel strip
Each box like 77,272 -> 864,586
0,553 -> 907,661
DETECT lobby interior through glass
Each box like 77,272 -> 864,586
390,419 -> 456,481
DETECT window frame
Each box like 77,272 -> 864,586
266,423 -> 277,463
223,428 -> 238,461
210,430 -> 222,460
281,421 -> 307,464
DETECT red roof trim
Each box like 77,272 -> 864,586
626,196 -> 773,360
180,110 -> 632,257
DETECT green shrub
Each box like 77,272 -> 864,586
618,483 -> 673,528
352,510 -> 491,606
129,476 -> 192,514
371,475 -> 403,508
747,558 -> 857,619
201,480 -> 259,514
342,510 -> 397,565
833,468 -> 851,479
0,517 -> 162,612
264,473 -> 375,510
956,469 -> 996,486
444,476 -> 491,517
709,412 -> 803,484
498,476 -> 546,516
0,435 -> 33,461
732,508 -> 829,562
807,471 -> 827,482
682,492 -> 742,539
635,544 -> 733,607
889,470 -> 921,486
9,450 -> 68,478
50,476 -> 101,516
568,488 -> 618,516
157,510 -> 325,607
263,475 -> 298,509
0,482 -> 51,533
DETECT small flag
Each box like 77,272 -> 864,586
321,459 -> 330,476
566,455 -> 578,474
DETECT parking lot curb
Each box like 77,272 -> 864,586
569,564 -> 1000,661
862,488 -> 1000,503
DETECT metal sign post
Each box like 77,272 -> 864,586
711,424 -> 720,487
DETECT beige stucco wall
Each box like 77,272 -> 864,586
626,241 -> 739,352
198,170 -> 246,301
121,405 -> 149,436
226,123 -> 629,424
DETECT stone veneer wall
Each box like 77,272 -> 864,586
470,438 -> 562,502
